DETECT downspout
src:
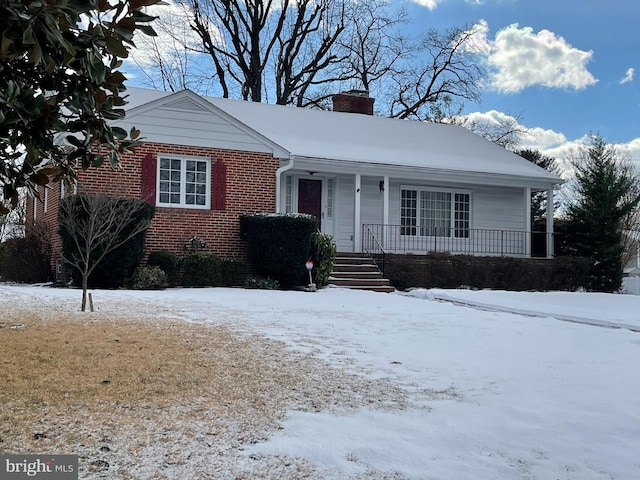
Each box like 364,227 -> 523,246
275,156 -> 295,213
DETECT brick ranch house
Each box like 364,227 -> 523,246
27,88 -> 562,279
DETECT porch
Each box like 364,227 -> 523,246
362,224 -> 555,270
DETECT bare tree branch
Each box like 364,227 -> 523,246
59,195 -> 153,311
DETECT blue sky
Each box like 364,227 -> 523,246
405,0 -> 640,160
126,0 -> 640,163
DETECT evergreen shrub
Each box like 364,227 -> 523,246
307,232 -> 337,287
240,213 -> 316,288
385,253 -> 591,292
0,222 -> 52,283
182,252 -> 223,287
148,250 -> 181,286
131,265 -> 168,290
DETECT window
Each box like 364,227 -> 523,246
326,178 -> 334,219
285,175 -> 293,213
401,189 -> 417,235
158,155 -> 210,208
401,187 -> 470,237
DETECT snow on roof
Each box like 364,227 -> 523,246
123,87 -> 561,183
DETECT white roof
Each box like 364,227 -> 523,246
123,87 -> 561,184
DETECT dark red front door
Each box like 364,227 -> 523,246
298,179 -> 322,229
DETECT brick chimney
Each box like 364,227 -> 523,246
332,90 -> 374,115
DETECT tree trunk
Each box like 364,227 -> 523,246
81,269 -> 89,312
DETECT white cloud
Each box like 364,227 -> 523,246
408,0 -> 441,10
620,68 -> 635,84
476,23 -> 597,93
461,19 -> 493,55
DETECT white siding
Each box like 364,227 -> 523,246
119,104 -> 274,154
336,176 -> 355,251
360,176 -> 384,225
472,186 -> 526,231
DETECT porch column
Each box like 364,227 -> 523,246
383,175 -> 389,250
354,173 -> 362,252
546,187 -> 554,258
525,187 -> 531,257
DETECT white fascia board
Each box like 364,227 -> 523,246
291,156 -> 562,190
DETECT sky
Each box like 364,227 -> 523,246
2,283 -> 639,478
402,0 -> 640,162
124,0 -> 640,166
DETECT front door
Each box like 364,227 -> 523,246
298,179 -> 322,229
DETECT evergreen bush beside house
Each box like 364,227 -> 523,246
181,252 -> 223,287
240,213 -> 317,289
130,265 -> 168,290
308,231 -> 337,287
147,250 -> 181,286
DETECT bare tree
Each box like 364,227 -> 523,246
0,189 -> 26,241
176,0 -> 346,104
460,113 -> 528,149
131,1 -> 486,118
58,195 -> 154,311
385,26 -> 486,121
344,1 -> 407,90
621,164 -> 640,270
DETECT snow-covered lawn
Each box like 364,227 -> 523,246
2,284 -> 639,479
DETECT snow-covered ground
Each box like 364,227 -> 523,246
2,284 -> 639,479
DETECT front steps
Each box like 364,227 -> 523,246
328,252 -> 395,293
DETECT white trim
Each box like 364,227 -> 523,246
156,154 -> 211,209
524,187 -> 531,256
33,186 -> 37,221
276,158 -> 295,213
354,173 -> 362,251
546,187 -> 554,258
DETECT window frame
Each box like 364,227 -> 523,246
400,185 -> 471,238
156,154 -> 211,209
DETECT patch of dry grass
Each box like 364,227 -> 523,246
0,307 -> 407,479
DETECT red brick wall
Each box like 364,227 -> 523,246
77,142 -> 279,261
25,180 -> 64,278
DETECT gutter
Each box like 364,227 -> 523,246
275,156 -> 295,213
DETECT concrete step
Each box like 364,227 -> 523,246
328,284 -> 396,293
330,271 -> 385,280
329,252 -> 394,293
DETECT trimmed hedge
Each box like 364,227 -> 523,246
180,252 -> 247,287
240,213 -> 317,288
384,253 -> 591,292
307,231 -> 337,287
0,223 -> 52,283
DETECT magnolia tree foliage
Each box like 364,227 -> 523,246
0,0 -> 159,214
